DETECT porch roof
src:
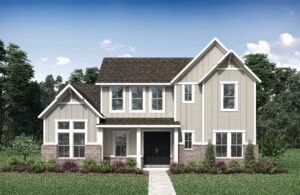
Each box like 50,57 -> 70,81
96,118 -> 180,128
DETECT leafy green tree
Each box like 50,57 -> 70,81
261,133 -> 286,158
40,75 -> 62,109
0,40 -> 7,147
205,140 -> 215,167
8,134 -> 39,161
84,67 -> 99,84
68,69 -> 84,84
245,141 -> 255,165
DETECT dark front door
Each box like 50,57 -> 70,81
144,132 -> 170,165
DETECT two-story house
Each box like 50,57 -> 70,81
38,38 -> 261,168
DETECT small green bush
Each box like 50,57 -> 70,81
98,160 -> 111,173
46,159 -> 60,172
1,165 -> 13,172
262,133 -> 285,158
8,157 -> 20,166
55,168 -> 65,173
70,167 -> 78,173
245,141 -> 255,166
29,160 -> 46,173
126,158 -> 137,169
205,141 -> 215,168
134,168 -> 143,174
81,158 -> 97,173
170,163 -> 185,174
186,161 -> 197,172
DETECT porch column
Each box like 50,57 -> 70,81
136,128 -> 142,168
174,128 -> 179,163
98,128 -> 103,161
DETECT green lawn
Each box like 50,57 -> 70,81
0,150 -> 148,195
171,149 -> 300,195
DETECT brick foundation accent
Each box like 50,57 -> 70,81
178,144 -> 259,165
41,144 -> 102,165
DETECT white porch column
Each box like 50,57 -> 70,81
174,128 -> 179,163
98,128 -> 103,161
136,128 -> 142,168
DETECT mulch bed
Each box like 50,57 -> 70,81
1,171 -> 149,177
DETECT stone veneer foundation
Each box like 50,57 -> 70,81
41,144 -> 102,165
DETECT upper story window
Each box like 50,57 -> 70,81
130,87 -> 144,112
221,82 -> 238,111
111,87 -> 124,112
183,84 -> 194,103
150,86 -> 164,112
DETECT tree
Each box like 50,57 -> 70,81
261,133 -> 286,158
68,67 -> 99,84
8,134 -> 39,161
68,69 -> 84,84
205,140 -> 215,167
0,40 -> 7,147
245,141 -> 255,166
40,75 -> 62,109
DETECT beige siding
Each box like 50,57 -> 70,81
204,68 -> 255,142
178,45 -> 225,83
102,86 -> 174,118
44,91 -> 99,143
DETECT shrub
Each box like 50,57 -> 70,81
55,168 -> 65,173
264,161 -> 276,174
134,168 -> 143,174
275,167 -> 289,174
98,160 -> 111,173
62,161 -> 79,171
113,161 -> 127,173
194,165 -> 210,174
30,160 -> 46,173
126,158 -> 137,169
262,133 -> 285,158
245,141 -> 255,167
46,159 -> 60,172
1,165 -> 13,172
70,167 -> 79,173
170,163 -> 185,174
228,160 -> 240,170
7,157 -> 20,166
205,141 -> 215,168
81,158 -> 97,173
186,161 -> 197,172
216,161 -> 227,174
7,134 -> 39,162
15,162 -> 27,172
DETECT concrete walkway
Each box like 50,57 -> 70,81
148,170 -> 176,195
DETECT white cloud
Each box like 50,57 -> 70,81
99,39 -> 112,48
118,54 -> 132,57
40,57 -> 48,62
56,56 -> 71,65
129,47 -> 136,52
245,33 -> 300,70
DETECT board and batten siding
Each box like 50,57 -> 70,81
102,86 -> 174,118
44,91 -> 99,143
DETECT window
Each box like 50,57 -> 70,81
131,87 -> 144,111
115,132 -> 127,156
151,87 -> 164,111
231,133 -> 242,157
74,122 -> 85,129
111,87 -> 124,111
222,82 -> 238,111
216,133 -> 227,157
183,84 -> 194,103
58,133 -> 69,157
58,121 -> 69,129
74,133 -> 85,157
184,132 -> 192,149
56,120 -> 86,158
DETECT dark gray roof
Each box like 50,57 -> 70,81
57,84 -> 101,114
96,58 -> 193,83
99,118 -> 180,125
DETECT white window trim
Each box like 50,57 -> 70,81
129,86 -> 145,113
149,86 -> 165,113
221,81 -> 238,112
112,131 -> 129,157
182,84 -> 195,103
55,119 -> 88,159
181,130 -> 195,150
213,130 -> 245,159
109,86 -> 125,113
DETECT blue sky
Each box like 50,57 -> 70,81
0,0 -> 300,81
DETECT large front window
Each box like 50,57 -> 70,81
131,87 -> 144,111
222,82 -> 238,111
231,133 -> 242,157
115,132 -> 127,156
57,120 -> 86,158
215,131 -> 244,158
151,87 -> 164,111
111,87 -> 124,111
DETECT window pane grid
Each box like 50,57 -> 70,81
58,133 -> 69,157
223,84 -> 236,109
132,87 -> 143,110
115,133 -> 127,156
216,133 -> 227,157
231,133 -> 242,157
184,85 -> 192,101
152,87 -> 163,110
112,87 -> 123,110
184,133 -> 192,149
